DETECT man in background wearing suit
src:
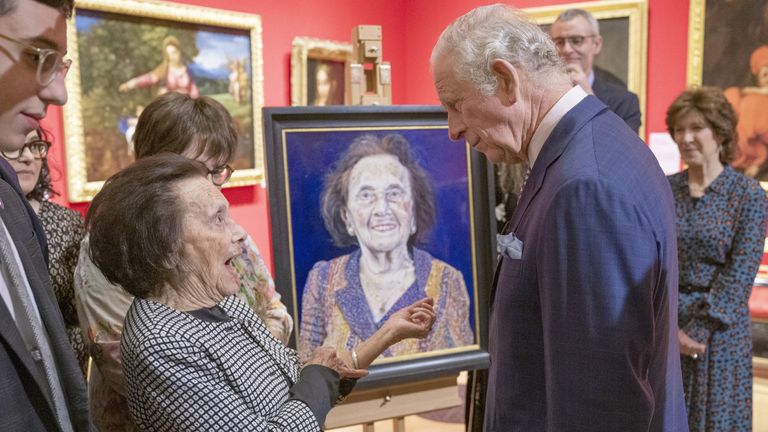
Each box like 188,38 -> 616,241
432,5 -> 687,431
550,8 -> 642,134
0,0 -> 89,430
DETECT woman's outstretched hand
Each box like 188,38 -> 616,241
383,297 -> 436,344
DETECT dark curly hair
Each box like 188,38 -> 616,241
27,128 -> 57,202
665,86 -> 737,165
321,133 -> 436,248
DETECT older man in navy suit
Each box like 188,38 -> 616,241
432,5 -> 687,431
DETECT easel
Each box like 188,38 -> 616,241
324,374 -> 462,431
346,25 -> 391,105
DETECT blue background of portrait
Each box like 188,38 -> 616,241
284,127 -> 476,336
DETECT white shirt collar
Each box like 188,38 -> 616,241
527,85 -> 588,167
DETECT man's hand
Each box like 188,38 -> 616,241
565,64 -> 593,95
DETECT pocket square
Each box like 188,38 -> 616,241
497,232 -> 523,259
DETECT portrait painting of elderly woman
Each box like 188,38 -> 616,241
270,127 -> 479,366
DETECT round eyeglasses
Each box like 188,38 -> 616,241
0,33 -> 71,86
551,34 -> 596,49
1,139 -> 51,160
208,164 -> 234,186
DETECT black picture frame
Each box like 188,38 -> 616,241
263,105 -> 492,388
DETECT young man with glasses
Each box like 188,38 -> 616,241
0,0 -> 90,431
550,8 -> 642,133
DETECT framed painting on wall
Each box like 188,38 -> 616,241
688,0 -> 768,372
687,0 -> 768,181
63,0 -> 264,202
524,0 -> 649,137
290,37 -> 351,107
264,105 -> 492,386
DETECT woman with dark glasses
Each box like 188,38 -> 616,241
1,128 -> 88,375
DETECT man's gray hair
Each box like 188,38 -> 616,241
555,8 -> 600,35
431,4 -> 562,95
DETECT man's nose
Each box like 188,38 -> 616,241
448,111 -> 466,141
39,71 -> 68,106
17,146 -> 35,163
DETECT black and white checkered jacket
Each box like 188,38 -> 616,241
122,295 -> 340,431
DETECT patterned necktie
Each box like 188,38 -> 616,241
0,221 -> 73,432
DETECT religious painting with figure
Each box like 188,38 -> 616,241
63,0 -> 264,202
688,0 -> 768,180
264,106 -> 492,384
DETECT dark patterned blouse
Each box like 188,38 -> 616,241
668,166 -> 766,431
38,200 -> 87,375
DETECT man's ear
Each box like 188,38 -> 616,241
491,59 -> 520,106
593,34 -> 603,56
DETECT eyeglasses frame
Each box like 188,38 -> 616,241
551,34 -> 598,49
0,33 -> 71,86
208,164 -> 235,186
1,139 -> 52,161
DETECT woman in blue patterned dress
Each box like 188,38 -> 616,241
666,86 -> 767,431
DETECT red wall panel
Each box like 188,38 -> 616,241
42,0 -> 691,273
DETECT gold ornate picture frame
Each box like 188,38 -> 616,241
63,0 -> 264,202
290,37 -> 351,106
524,0 -> 649,137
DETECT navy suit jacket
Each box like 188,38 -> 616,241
484,96 -> 688,431
0,158 -> 48,262
0,175 -> 89,431
592,67 -> 641,134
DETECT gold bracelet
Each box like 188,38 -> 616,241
351,348 -> 359,369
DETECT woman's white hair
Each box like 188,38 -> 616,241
432,3 -> 563,95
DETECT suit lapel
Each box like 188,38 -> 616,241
0,183 -> 58,415
509,96 -> 608,235
0,158 -> 49,263
0,293 -> 53,403
488,97 -> 608,311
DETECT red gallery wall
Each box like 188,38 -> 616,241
42,0 -> 691,272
